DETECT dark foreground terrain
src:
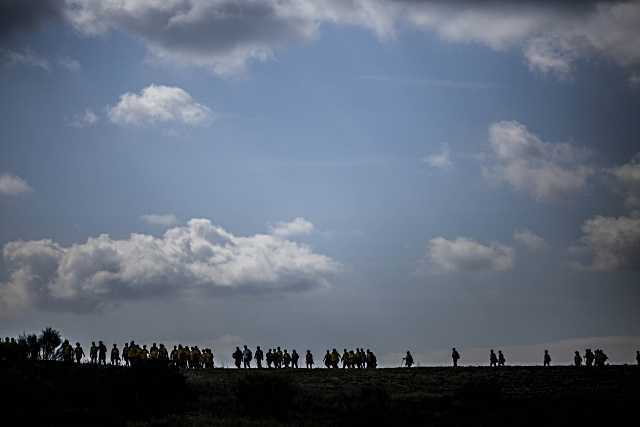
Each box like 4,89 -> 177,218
2,362 -> 638,426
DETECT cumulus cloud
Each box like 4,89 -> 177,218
609,153 -> 640,209
108,84 -> 211,126
269,217 -> 315,237
485,120 -> 593,201
0,219 -> 339,316
423,144 -> 452,169
573,215 -> 640,271
425,237 -> 514,273
0,173 -> 32,195
70,109 -> 98,128
141,213 -> 179,227
513,229 -> 548,252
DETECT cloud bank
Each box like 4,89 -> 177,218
485,120 -> 593,201
108,85 -> 211,126
426,237 -> 514,273
0,219 -> 340,317
56,1 -> 640,77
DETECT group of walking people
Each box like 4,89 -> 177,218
3,335 -> 640,368
231,346 -> 378,369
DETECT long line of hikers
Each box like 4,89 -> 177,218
230,346 -> 378,369
2,335 -> 640,368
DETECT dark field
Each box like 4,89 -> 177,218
2,362 -> 638,426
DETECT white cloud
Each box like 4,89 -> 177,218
425,237 -> 514,273
141,213 -> 179,227
513,229 -> 547,252
485,120 -> 593,201
0,173 -> 32,196
423,144 -> 452,169
269,217 -> 314,238
108,84 -> 211,126
403,1 -> 640,76
609,153 -> 640,209
0,218 -> 339,316
573,215 -> 640,271
58,56 -> 81,72
70,109 -> 98,128
1,48 -> 50,70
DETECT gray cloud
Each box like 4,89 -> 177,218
0,219 -> 340,317
58,1 -> 640,77
425,237 -> 514,273
573,214 -> 640,271
609,153 -> 640,209
513,229 -> 548,252
1,47 -> 50,70
0,0 -> 63,40
484,120 -> 593,201
2,1 -> 638,77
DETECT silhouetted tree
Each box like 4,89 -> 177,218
39,327 -> 61,361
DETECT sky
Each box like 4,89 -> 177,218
1,0 -> 640,367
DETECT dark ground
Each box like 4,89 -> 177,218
2,362 -> 638,426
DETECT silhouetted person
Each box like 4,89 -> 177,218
74,342 -> 84,364
255,346 -> 264,368
110,344 -> 120,366
98,341 -> 107,366
90,342 -> 98,364
636,350 -> 640,366
451,347 -> 460,367
323,350 -> 331,368
330,348 -> 340,368
585,349 -> 595,367
243,345 -> 252,368
595,349 -> 608,367
403,351 -> 414,368
498,350 -> 506,367
306,350 -> 314,368
292,350 -> 299,368
266,349 -> 273,368
366,349 -> 377,368
283,349 -> 291,368
233,347 -> 242,368
342,349 -> 349,368
490,350 -> 498,367
543,350 -> 551,367
123,343 -> 130,366
574,351 -> 582,367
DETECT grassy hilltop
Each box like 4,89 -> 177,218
2,362 -> 638,426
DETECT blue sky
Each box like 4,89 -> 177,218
1,0 -> 640,365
